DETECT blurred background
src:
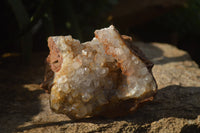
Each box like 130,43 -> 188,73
0,0 -> 200,65
0,1 -> 200,132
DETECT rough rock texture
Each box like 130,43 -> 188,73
0,41 -> 200,132
41,26 -> 157,119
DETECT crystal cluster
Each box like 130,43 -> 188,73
41,25 -> 157,119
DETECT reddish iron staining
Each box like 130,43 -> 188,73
47,37 -> 63,72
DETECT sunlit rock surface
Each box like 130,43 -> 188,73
41,25 -> 157,119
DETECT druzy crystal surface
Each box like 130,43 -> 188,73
41,25 -> 157,119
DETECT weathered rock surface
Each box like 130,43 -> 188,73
0,41 -> 200,133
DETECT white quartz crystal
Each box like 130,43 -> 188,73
47,25 -> 157,119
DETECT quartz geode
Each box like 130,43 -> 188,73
41,25 -> 157,119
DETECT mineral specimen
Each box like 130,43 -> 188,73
41,25 -> 157,119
